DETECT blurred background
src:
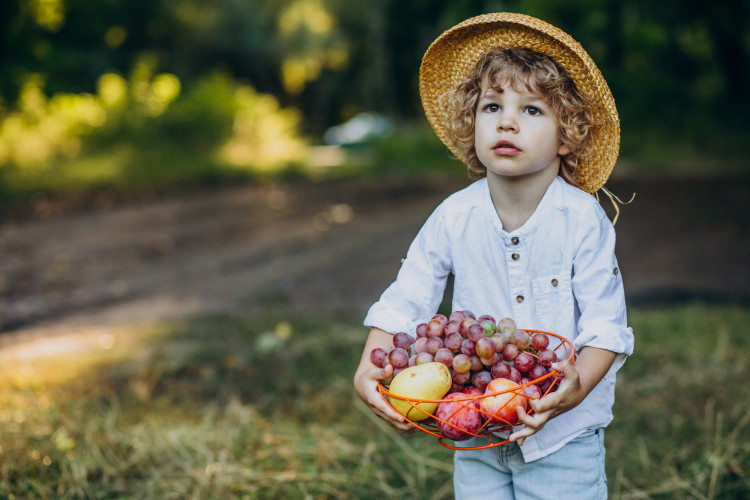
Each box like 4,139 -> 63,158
1,1 -> 749,498
0,0 -> 748,204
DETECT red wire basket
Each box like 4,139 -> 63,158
378,329 -> 576,450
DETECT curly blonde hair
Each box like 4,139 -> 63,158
441,48 -> 594,185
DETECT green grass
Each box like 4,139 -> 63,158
1,304 -> 749,499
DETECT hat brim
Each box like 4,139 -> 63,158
419,12 -> 619,194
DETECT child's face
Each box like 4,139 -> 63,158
474,82 -> 570,183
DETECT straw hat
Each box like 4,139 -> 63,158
420,12 -> 619,194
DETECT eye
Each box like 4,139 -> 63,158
483,103 -> 500,112
525,106 -> 542,116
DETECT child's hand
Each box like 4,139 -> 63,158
509,346 -> 617,446
509,360 -> 584,445
354,362 -> 418,434
354,327 -> 418,434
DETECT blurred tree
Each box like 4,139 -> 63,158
0,0 -> 747,152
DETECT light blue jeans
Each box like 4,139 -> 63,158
453,428 -> 607,499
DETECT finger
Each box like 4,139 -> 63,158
551,359 -> 578,382
369,387 -> 406,423
511,435 -> 526,446
516,405 -> 546,430
509,427 -> 531,444
529,389 -> 560,413
511,407 -> 549,443
371,403 -> 419,433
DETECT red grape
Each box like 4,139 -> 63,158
389,348 -> 409,369
523,384 -> 542,400
531,332 -> 550,351
501,343 -> 518,361
408,354 -> 417,367
462,310 -> 476,320
431,314 -> 448,325
508,367 -> 522,384
450,382 -> 465,393
540,378 -> 554,394
489,333 -> 506,353
491,360 -> 511,379
510,329 -> 531,350
475,337 -> 495,358
460,318 -> 476,336
477,314 -> 496,326
460,338 -> 476,356
415,323 -> 428,338
449,310 -> 467,323
514,351 -> 535,373
415,351 -> 434,365
467,323 -> 486,342
537,349 -> 557,367
435,348 -> 454,368
471,370 -> 492,390
496,317 -> 517,338
445,320 -> 461,336
480,352 -> 499,366
469,355 -> 484,372
528,364 -> 548,381
452,353 -> 472,373
414,337 -> 428,353
370,348 -> 388,368
463,385 -> 483,396
427,319 -> 445,338
393,332 -> 415,349
425,337 -> 443,355
444,332 -> 463,352
452,368 -> 471,385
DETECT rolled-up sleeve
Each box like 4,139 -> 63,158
364,204 -> 453,335
571,206 -> 635,373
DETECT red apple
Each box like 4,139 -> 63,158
435,392 -> 484,441
479,378 -> 528,426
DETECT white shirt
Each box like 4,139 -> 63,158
364,176 -> 634,462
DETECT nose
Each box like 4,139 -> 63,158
496,111 -> 518,132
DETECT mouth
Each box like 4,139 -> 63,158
493,140 -> 520,154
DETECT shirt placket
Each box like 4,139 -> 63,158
507,235 -> 530,326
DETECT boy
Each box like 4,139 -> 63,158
354,13 -> 634,499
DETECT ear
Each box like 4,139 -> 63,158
558,144 -> 571,156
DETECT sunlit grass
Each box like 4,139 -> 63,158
0,305 -> 748,499
608,305 -> 750,500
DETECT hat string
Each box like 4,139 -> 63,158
596,187 -> 636,226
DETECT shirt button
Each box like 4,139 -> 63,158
511,253 -> 520,261
516,295 -> 524,303
551,278 -> 558,287
613,267 -> 619,275
511,236 -> 520,245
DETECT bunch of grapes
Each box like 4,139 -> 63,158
370,311 -> 562,399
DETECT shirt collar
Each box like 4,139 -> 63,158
482,176 -> 562,242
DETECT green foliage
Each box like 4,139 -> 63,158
3,0 -> 748,144
1,304 -> 749,498
0,0 -> 749,210
366,122 -> 465,177
0,63 -> 308,207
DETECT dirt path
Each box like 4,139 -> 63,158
1,171 -> 749,345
